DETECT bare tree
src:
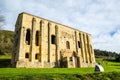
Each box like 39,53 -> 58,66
0,13 -> 5,29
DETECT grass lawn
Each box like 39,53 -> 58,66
0,68 -> 94,77
0,67 -> 94,74
0,56 -> 120,80
0,55 -> 11,59
0,61 -> 120,76
95,58 -> 120,72
0,67 -> 119,80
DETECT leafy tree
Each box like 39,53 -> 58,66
115,54 -> 120,62
94,49 -> 118,60
0,30 -> 14,55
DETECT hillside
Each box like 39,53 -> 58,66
0,30 -> 14,55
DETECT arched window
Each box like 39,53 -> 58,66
66,41 -> 70,49
35,31 -> 40,46
78,41 -> 81,48
25,53 -> 29,58
51,35 -> 56,44
26,29 -> 30,45
35,54 -> 39,59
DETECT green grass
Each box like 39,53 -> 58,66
0,57 -> 120,79
0,68 -> 94,76
0,55 -> 11,59
103,61 -> 120,72
0,68 -> 94,80
95,58 -> 120,72
0,68 -> 120,80
95,57 -> 104,61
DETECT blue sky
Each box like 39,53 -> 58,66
0,0 -> 120,53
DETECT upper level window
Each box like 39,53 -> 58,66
26,29 -> 30,45
51,35 -> 56,44
66,41 -> 70,49
78,41 -> 81,48
35,31 -> 40,46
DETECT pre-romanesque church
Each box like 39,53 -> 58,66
12,12 -> 95,68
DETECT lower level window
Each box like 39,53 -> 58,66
35,54 -> 39,59
25,53 -> 29,58
69,57 -> 73,61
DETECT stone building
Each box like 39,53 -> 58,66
12,12 -> 95,68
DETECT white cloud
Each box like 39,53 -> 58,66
0,0 -> 120,53
94,29 -> 120,53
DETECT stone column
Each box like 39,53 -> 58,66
79,33 -> 82,63
91,46 -> 95,63
37,30 -> 40,61
75,31 -> 80,67
55,25 -> 60,67
19,27 -> 25,61
80,33 -> 86,64
89,36 -> 95,63
84,34 -> 89,63
30,18 -> 36,62
87,35 -> 92,63
48,23 -> 51,62
75,31 -> 78,54
22,27 -> 26,61
86,35 -> 90,63
39,20 -> 44,63
78,33 -> 83,67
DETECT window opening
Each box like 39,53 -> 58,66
26,29 -> 30,45
35,31 -> 39,46
69,57 -> 73,61
25,53 -> 29,58
51,35 -> 56,44
66,41 -> 70,49
35,54 -> 39,59
78,41 -> 81,48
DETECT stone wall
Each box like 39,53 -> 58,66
12,12 -> 95,68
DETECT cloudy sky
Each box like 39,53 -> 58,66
0,0 -> 120,53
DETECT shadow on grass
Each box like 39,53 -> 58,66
112,64 -> 120,66
0,59 -> 11,68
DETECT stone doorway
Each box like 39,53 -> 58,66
74,56 -> 80,68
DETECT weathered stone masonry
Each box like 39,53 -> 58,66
12,12 -> 95,68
